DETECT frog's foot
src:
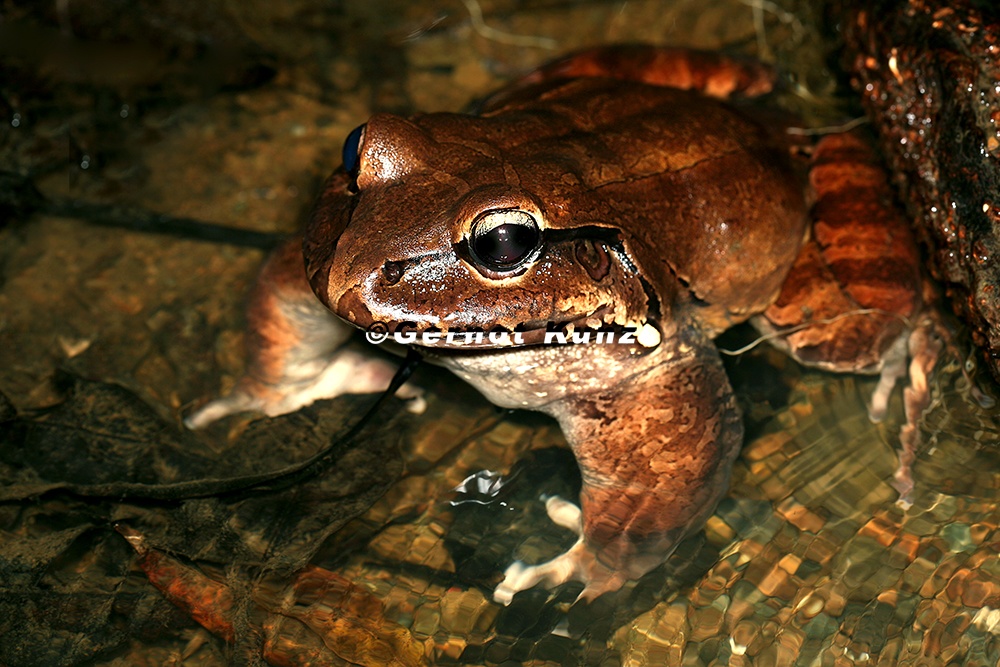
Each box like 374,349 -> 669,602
493,496 -> 627,605
860,315 -> 943,504
185,348 -> 425,429
891,320 -> 943,504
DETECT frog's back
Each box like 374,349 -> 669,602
465,77 -> 809,331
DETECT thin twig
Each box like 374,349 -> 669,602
786,116 -> 870,136
719,308 -> 914,356
460,0 -> 558,49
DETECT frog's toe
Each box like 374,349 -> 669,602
493,559 -> 557,606
891,469 -> 915,508
401,391 -> 426,415
542,495 -> 583,533
867,334 -> 910,423
494,550 -> 580,606
184,392 -> 258,430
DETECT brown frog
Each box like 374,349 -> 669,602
186,47 -> 936,603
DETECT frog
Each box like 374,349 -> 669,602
185,46 -> 937,604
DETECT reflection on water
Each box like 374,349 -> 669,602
0,0 -> 998,665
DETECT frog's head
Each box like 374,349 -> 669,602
303,111 -> 659,349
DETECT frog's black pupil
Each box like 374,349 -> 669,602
342,124 -> 365,177
475,223 -> 538,268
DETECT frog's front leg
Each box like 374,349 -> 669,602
185,236 -> 423,429
495,333 -> 742,604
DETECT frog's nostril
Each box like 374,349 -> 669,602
382,260 -> 405,285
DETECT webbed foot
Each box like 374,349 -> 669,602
493,496 -> 627,605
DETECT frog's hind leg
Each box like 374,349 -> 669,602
185,236 -> 423,429
752,130 -> 936,503
480,46 -> 777,112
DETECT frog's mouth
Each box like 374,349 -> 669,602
367,305 -> 661,352
323,221 -> 664,351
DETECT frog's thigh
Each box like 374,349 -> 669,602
482,46 -> 775,112
495,338 -> 742,603
754,130 -> 922,375
185,237 -> 422,429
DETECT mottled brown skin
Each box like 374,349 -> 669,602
305,77 -> 807,337
754,132 -> 936,500
758,131 -> 922,372
187,46 -> 928,602
298,61 -> 811,600
552,329 -> 742,578
837,0 -> 1000,383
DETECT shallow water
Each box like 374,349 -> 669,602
1,1 -> 998,665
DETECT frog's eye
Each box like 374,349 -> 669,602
469,209 -> 542,273
341,123 -> 366,192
